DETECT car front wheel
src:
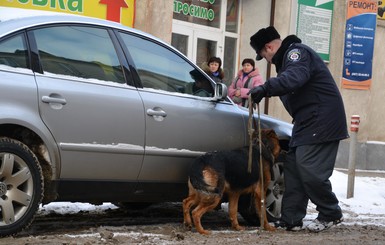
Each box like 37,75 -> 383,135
238,152 -> 285,225
0,137 -> 44,237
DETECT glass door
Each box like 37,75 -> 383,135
172,23 -> 222,67
171,33 -> 189,57
172,0 -> 241,83
195,29 -> 222,68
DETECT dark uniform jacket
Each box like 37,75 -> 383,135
264,35 -> 349,147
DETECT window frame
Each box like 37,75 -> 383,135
25,23 -> 134,86
0,31 -> 31,70
115,30 -> 216,98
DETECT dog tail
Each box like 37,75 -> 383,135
189,153 -> 224,196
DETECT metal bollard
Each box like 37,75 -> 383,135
347,115 -> 360,199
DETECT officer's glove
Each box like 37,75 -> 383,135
247,85 -> 267,104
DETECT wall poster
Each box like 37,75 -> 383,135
296,0 -> 334,62
342,0 -> 377,90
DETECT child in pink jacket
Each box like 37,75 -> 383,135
228,58 -> 263,107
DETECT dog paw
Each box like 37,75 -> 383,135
264,225 -> 276,231
197,229 -> 211,235
183,222 -> 192,231
233,225 -> 245,231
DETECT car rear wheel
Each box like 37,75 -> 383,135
238,152 -> 285,226
0,137 -> 44,237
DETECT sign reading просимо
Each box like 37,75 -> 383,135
173,0 -> 215,21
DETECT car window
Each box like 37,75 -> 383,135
0,34 -> 29,69
33,25 -> 125,83
118,32 -> 214,97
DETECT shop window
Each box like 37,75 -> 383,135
226,0 -> 239,33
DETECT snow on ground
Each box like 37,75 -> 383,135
305,170 -> 385,227
40,170 -> 385,227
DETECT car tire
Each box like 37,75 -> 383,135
0,137 -> 44,237
238,152 -> 285,226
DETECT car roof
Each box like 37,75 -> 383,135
0,7 -> 161,44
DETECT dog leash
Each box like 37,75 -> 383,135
247,95 -> 254,173
247,95 -> 266,230
257,102 -> 266,231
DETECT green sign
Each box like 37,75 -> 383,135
173,0 -> 215,21
296,0 -> 334,62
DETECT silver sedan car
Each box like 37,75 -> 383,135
0,8 -> 292,236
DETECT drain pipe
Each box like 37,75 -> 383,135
264,0 -> 276,115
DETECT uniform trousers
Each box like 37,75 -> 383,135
281,141 -> 343,225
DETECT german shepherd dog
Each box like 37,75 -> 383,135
182,129 -> 281,235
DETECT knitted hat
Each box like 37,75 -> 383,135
250,26 -> 281,60
241,58 -> 255,68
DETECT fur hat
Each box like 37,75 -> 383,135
241,58 -> 255,68
250,26 -> 281,60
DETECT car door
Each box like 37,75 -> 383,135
31,25 -> 145,182
117,32 -> 247,191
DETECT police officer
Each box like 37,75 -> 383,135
248,26 -> 349,232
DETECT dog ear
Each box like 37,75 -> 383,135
263,129 -> 275,137
254,129 -> 273,144
261,129 -> 281,160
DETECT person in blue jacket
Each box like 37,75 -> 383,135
248,26 -> 349,232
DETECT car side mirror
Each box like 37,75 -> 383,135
213,83 -> 228,100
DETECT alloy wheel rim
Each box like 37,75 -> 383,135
0,153 -> 33,225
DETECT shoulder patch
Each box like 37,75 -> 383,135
287,49 -> 301,62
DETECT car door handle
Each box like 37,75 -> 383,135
42,95 -> 67,105
146,108 -> 167,117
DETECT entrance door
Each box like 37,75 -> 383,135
172,23 -> 223,67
